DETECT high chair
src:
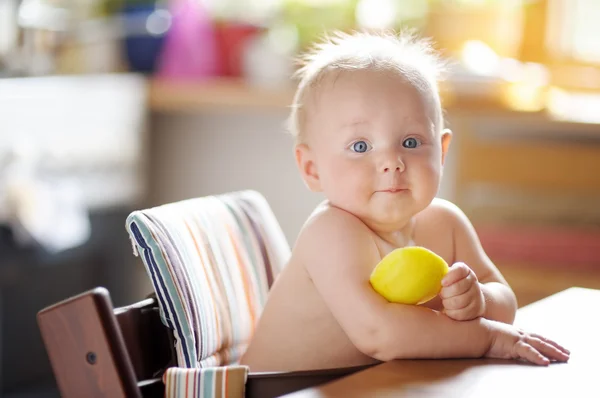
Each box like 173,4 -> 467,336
37,190 -> 370,398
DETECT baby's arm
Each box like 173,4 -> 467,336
296,207 -> 565,364
436,199 -> 518,324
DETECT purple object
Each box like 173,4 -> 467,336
156,0 -> 219,80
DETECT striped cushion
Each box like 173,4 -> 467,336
126,190 -> 290,368
163,366 -> 249,398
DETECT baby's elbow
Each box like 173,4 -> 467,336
494,287 -> 518,325
508,291 -> 518,324
504,306 -> 517,325
503,300 -> 517,325
352,325 -> 396,362
366,345 -> 396,362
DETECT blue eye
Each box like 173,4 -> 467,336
402,137 -> 421,149
351,141 -> 371,153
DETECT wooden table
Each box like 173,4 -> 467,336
282,287 -> 600,397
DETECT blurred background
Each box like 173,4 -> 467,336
1,0 -> 600,396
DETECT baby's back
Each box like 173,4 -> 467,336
240,253 -> 379,371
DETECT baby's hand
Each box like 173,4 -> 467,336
440,262 -> 485,321
485,319 -> 570,365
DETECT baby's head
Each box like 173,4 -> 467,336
290,31 -> 453,233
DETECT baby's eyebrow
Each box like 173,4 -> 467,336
341,120 -> 369,129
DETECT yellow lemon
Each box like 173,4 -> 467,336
370,246 -> 449,305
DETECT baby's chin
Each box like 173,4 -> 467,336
351,207 -> 415,232
327,197 -> 421,227
368,199 -> 428,226
372,212 -> 413,229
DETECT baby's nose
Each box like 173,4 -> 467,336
383,165 -> 402,173
381,156 -> 405,173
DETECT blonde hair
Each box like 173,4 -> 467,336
287,30 -> 446,144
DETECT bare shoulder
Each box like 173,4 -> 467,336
413,198 -> 473,262
294,204 -> 380,275
422,197 -> 463,216
418,197 -> 470,228
419,198 -> 497,274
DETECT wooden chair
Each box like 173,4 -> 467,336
37,288 -> 369,398
37,191 -> 371,397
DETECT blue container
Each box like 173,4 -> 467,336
121,3 -> 170,73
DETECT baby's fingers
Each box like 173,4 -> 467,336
442,263 -> 470,287
515,341 -> 550,366
530,333 -> 570,356
527,336 -> 570,362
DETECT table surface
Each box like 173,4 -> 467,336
282,287 -> 600,397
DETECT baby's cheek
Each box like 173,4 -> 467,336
323,165 -> 369,205
342,172 -> 372,201
413,163 -> 441,199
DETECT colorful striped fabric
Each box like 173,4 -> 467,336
125,190 -> 290,397
163,366 -> 249,398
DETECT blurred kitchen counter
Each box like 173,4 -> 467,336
148,78 -> 295,112
147,69 -> 600,117
146,76 -> 536,114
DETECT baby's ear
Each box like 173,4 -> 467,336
295,144 -> 322,192
440,128 -> 452,165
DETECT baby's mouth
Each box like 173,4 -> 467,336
378,188 -> 409,193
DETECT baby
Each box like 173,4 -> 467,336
240,31 -> 569,371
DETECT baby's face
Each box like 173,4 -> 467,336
303,68 -> 449,231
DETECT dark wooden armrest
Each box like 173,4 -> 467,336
245,364 -> 375,398
37,287 -> 174,398
37,287 -> 142,398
